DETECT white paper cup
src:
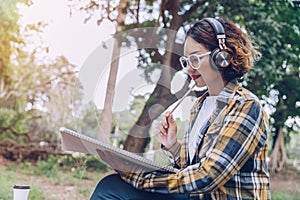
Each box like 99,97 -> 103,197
13,185 -> 30,200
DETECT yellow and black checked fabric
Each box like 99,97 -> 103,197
120,80 -> 270,200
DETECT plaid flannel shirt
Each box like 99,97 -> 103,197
120,80 -> 270,200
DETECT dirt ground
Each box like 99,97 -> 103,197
270,164 -> 300,197
1,156 -> 300,199
27,167 -> 300,199
0,156 -> 98,200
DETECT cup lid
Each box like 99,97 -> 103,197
13,185 -> 30,189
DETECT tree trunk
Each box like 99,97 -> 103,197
98,39 -> 121,141
124,81 -> 192,153
97,0 -> 128,141
269,127 -> 287,172
123,0 -> 206,153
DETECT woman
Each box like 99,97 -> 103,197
91,17 -> 270,200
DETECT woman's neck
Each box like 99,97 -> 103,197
207,79 -> 227,96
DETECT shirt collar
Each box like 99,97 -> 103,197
217,79 -> 239,106
194,79 -> 240,111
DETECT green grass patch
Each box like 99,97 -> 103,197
271,191 -> 300,200
0,166 -> 45,200
0,154 -> 108,200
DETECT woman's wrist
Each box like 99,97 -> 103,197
163,140 -> 181,156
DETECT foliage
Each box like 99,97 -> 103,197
0,0 -> 296,162
0,0 -> 31,74
36,156 -> 60,178
85,155 -> 108,172
73,102 -> 102,139
0,0 -> 33,141
240,1 -> 300,144
15,154 -> 108,180
0,0 -> 83,160
74,0 -> 300,153
57,154 -> 108,173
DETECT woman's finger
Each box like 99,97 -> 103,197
162,119 -> 168,129
158,124 -> 166,135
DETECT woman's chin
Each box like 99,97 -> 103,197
195,83 -> 205,88
193,79 -> 206,88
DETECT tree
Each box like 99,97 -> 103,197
0,0 -> 30,107
75,0 -> 300,163
73,0 -> 250,153
0,0 -> 79,161
98,0 -> 130,142
74,0 -> 135,141
125,0 -> 300,162
219,0 -> 300,171
76,0 -> 209,152
123,0 -> 212,153
242,1 -> 300,172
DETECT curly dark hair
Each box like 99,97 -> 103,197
186,17 -> 261,81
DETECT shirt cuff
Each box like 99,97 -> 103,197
161,141 -> 181,158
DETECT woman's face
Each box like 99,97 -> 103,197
183,37 -> 222,88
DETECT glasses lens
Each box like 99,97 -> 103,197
179,57 -> 187,68
189,55 -> 200,69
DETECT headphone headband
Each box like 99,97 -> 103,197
203,18 -> 225,38
203,18 -> 227,49
202,18 -> 231,69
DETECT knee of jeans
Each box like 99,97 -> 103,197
96,174 -> 119,192
90,174 -> 121,200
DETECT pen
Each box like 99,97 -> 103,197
169,84 -> 196,114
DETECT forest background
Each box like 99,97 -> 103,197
0,0 -> 300,199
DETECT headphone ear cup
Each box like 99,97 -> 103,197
209,52 -> 219,71
211,48 -> 232,69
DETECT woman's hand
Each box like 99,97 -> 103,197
157,111 -> 177,149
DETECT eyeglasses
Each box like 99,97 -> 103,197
179,51 -> 211,69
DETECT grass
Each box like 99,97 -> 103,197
0,155 -> 109,200
0,166 -> 45,200
271,191 -> 300,200
1,155 -> 300,200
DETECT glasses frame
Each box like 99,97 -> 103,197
179,51 -> 211,69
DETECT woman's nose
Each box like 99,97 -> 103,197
187,64 -> 196,74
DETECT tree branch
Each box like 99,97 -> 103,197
0,127 -> 30,141
180,1 -> 207,23
151,48 -> 164,63
136,0 -> 140,26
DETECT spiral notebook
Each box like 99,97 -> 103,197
59,127 -> 179,173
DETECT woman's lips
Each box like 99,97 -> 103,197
191,75 -> 201,80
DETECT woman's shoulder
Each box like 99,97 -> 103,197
235,86 -> 260,102
221,80 -> 261,106
233,86 -> 264,111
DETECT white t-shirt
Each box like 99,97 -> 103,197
188,96 -> 218,163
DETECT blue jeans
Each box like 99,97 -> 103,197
90,174 -> 189,200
